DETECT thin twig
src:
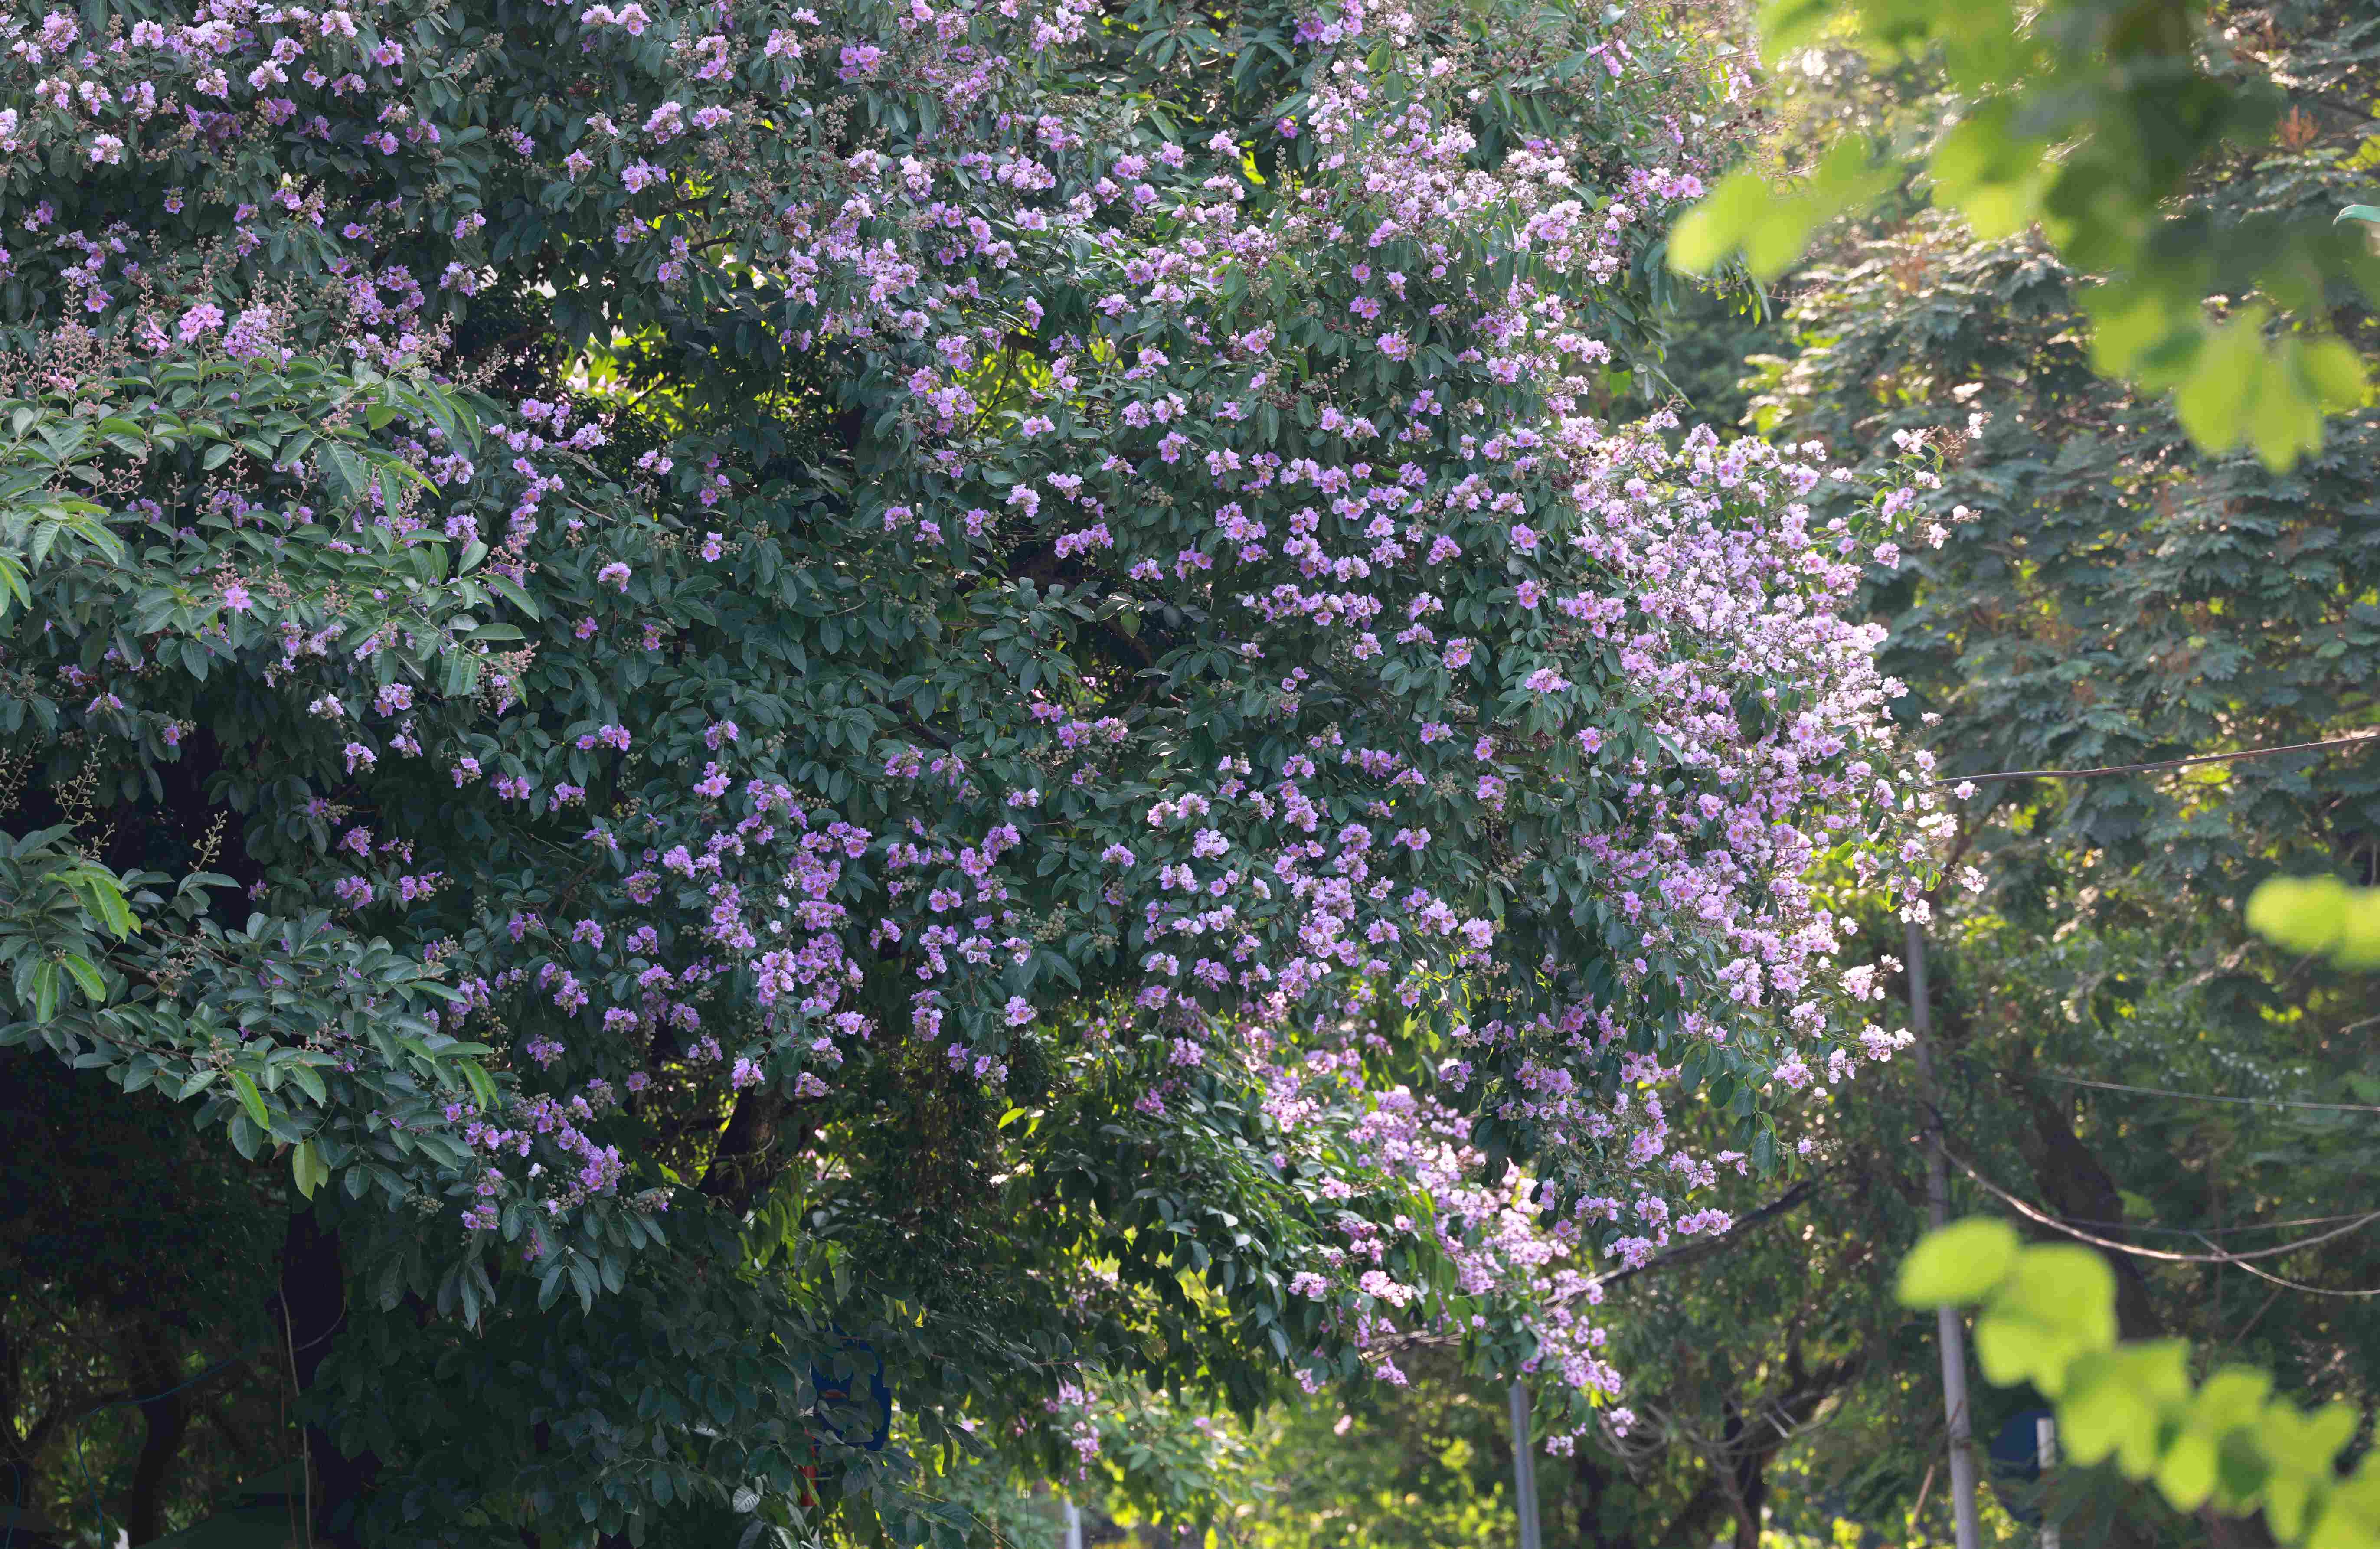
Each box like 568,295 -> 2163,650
282,1298 -> 313,1549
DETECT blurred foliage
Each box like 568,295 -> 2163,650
1672,0 -> 2380,467
1903,1219 -> 2380,1544
2249,875 -> 2380,966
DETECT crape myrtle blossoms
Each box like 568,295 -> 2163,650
0,0 -> 1944,1531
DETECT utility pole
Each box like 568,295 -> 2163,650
1908,920 -> 1982,1549
2037,1415 -> 2060,1549
1508,1382 -> 1543,1549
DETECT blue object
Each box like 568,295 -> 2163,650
809,1339 -> 890,1452
1986,1407 -> 2053,1526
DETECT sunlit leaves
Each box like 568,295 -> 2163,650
1669,0 -> 2380,467
1668,142 -> 1894,283
2246,875 -> 2380,968
1902,1220 -> 2380,1542
1893,1214 -> 2016,1304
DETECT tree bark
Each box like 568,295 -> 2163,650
123,1323 -> 191,1544
700,1089 -> 795,1212
2005,1050 -> 2164,1343
277,1211 -> 377,1547
1722,1400 -> 1765,1549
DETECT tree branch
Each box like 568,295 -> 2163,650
1590,1175 -> 1830,1294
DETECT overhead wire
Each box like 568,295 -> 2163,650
2021,1069 -> 2380,1115
1901,732 -> 2380,1309
1987,1209 -> 2377,1241
2188,1235 -> 2380,1300
1931,730 -> 2380,788
1947,1049 -> 2380,1115
1939,1144 -> 2380,1268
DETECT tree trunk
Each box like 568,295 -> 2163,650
278,1210 -> 377,1546
1720,1402 -> 1765,1549
123,1324 -> 191,1544
700,1089 -> 794,1211
1658,1479 -> 1730,1549
2007,1072 -> 2164,1341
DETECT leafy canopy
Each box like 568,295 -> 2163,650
0,0 -> 1933,1539
1667,0 -> 2380,468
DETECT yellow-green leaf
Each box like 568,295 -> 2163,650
1896,1218 -> 2019,1306
2155,1425 -> 2219,1512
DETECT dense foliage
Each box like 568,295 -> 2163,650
1674,0 -> 2380,467
1070,3 -> 2380,1546
0,0 -> 1950,1540
1586,2 -> 2380,1538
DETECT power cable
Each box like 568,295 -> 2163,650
1936,1061 -> 2380,1236
2187,1235 -> 2380,1300
1971,1058 -> 2380,1115
1939,1145 -> 2380,1266
1996,1210 -> 2377,1241
1934,730 -> 2380,788
2025,1069 -> 2380,1115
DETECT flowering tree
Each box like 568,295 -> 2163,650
0,0 -> 1941,1539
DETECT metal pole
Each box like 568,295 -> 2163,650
1908,920 -> 1983,1549
1508,1382 -> 1543,1549
1061,1498 -> 1083,1549
2037,1415 -> 2060,1549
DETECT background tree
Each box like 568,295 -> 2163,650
1673,0 -> 2380,467
1131,3 -> 2380,1543
0,0 -> 1928,1542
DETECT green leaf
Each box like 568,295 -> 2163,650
2173,310 -> 2265,455
292,1139 -> 327,1199
321,443 -> 370,500
1669,143 -> 1893,282
2057,1342 -> 2190,1473
1972,1244 -> 2119,1395
2154,1425 -> 2218,1511
1896,1218 -> 2019,1307
488,576 -> 543,619
2246,876 -> 2380,967
231,1070 -> 272,1130
1926,101 -> 2048,239
58,952 -> 105,1003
